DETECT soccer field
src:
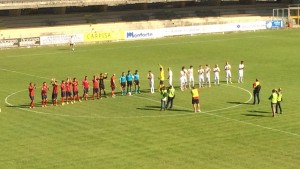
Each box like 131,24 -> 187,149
0,29 -> 299,169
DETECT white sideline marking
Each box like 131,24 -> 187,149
0,35 -> 266,58
0,68 -> 49,80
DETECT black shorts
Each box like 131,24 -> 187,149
160,80 -> 164,85
29,95 -> 34,101
52,93 -> 57,99
73,90 -> 78,96
99,84 -> 105,90
84,88 -> 89,94
134,80 -> 140,85
93,88 -> 99,94
66,91 -> 72,97
192,98 -> 199,104
121,82 -> 126,88
127,81 -> 132,86
41,94 -> 47,100
111,86 -> 115,90
61,92 -> 66,97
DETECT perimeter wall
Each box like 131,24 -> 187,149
0,16 -> 284,48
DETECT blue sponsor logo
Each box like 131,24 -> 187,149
127,32 -> 154,38
266,20 -> 283,29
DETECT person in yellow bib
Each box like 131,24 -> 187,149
160,86 -> 168,111
269,89 -> 278,117
252,79 -> 261,104
165,85 -> 175,109
276,88 -> 283,114
191,86 -> 201,112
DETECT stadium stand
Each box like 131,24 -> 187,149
0,0 -> 292,39
0,4 -> 285,28
0,0 -> 191,10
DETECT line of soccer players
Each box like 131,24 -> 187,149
28,60 -> 244,109
177,61 -> 245,91
28,70 -> 141,108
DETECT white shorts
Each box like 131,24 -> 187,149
188,76 -> 194,82
180,77 -> 185,85
214,75 -> 219,81
168,78 -> 172,86
149,80 -> 154,88
226,71 -> 232,78
239,70 -> 243,77
183,77 -> 187,83
198,75 -> 204,83
205,75 -> 210,82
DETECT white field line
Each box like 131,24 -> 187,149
0,35 -> 266,58
0,68 -> 49,80
4,84 -> 300,138
5,84 -> 250,119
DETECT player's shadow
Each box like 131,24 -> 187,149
243,114 -> 268,117
136,105 -> 160,111
6,104 -> 32,108
243,110 -> 270,117
136,105 -> 187,112
248,110 -> 269,113
6,102 -> 43,108
227,101 -> 252,105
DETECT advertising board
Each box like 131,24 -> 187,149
0,38 -> 19,48
40,34 -> 83,45
84,31 -> 124,42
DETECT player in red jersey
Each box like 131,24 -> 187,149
65,77 -> 73,104
92,75 -> 99,100
28,82 -> 36,108
110,74 -> 116,98
50,78 -> 59,106
61,80 -> 66,105
82,76 -> 89,100
41,82 -> 49,107
72,77 -> 81,103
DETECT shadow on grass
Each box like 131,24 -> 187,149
227,101 -> 253,105
136,105 -> 188,112
243,114 -> 270,117
6,104 -> 29,108
248,110 -> 269,113
243,110 -> 271,117
6,102 -> 44,108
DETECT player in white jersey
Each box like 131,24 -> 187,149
180,67 -> 187,91
238,61 -> 244,83
168,67 -> 173,86
224,61 -> 232,84
69,35 -> 75,51
147,71 -> 154,93
187,65 -> 194,89
213,64 -> 220,85
183,67 -> 188,89
197,65 -> 205,88
204,64 -> 211,87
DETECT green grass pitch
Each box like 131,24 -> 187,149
0,29 -> 299,169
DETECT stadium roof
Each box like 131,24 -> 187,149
0,0 -> 194,10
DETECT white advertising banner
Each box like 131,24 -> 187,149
162,26 -> 204,36
125,29 -> 163,40
229,21 -> 267,31
162,21 -> 267,37
40,34 -> 84,45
